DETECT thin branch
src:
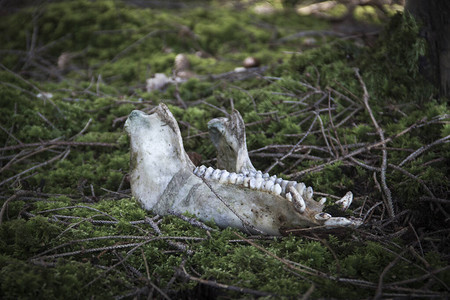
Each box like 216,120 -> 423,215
399,134 -> 450,166
0,141 -> 117,152
354,68 -> 394,217
0,149 -> 70,187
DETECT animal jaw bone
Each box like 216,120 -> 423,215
125,104 -> 362,235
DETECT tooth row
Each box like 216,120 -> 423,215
193,165 -> 314,202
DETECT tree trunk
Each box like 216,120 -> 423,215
406,0 -> 450,97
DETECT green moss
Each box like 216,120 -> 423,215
0,1 -> 449,298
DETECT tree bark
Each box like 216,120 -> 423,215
406,0 -> 450,97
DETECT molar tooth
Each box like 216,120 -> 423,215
219,171 -> 230,183
280,180 -> 289,194
197,165 -> 207,176
262,173 -> 270,179
255,178 -> 264,190
243,176 -> 251,187
242,171 -> 249,176
204,167 -> 214,179
275,178 -> 283,185
211,169 -> 222,181
289,186 -> 306,213
270,175 -> 277,182
296,182 -> 306,195
228,172 -> 237,184
249,178 -> 257,189
264,180 -> 274,192
272,184 -> 282,196
319,198 -> 327,205
249,171 -> 256,177
304,186 -> 313,201
286,192 -> 292,201
236,174 -> 244,185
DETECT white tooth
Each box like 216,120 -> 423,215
264,180 -> 274,192
219,171 -> 230,183
335,191 -> 353,210
262,173 -> 269,179
304,186 -> 313,201
244,176 -> 251,187
275,178 -> 283,185
193,166 -> 199,174
204,167 -> 214,179
255,172 -> 262,179
315,212 -> 331,221
249,171 -> 256,177
255,178 -> 264,189
270,175 -> 277,181
289,186 -> 306,213
242,171 -> 249,176
197,165 -> 207,176
212,169 -> 222,180
236,174 -> 244,185
286,192 -> 292,201
272,184 -> 282,196
249,178 -> 257,189
228,172 -> 237,184
280,180 -> 289,194
296,182 -> 306,195
256,170 -> 262,176
319,197 -> 327,205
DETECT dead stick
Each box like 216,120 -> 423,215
354,68 -> 394,217
0,141 -> 116,152
0,149 -> 69,187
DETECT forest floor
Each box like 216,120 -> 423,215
0,1 -> 449,299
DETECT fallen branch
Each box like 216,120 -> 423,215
0,141 -> 117,152
0,148 -> 70,187
354,68 -> 394,218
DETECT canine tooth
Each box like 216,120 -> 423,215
236,174 -> 244,185
243,176 -> 251,187
228,172 -> 237,184
272,184 -> 282,196
289,186 -> 306,213
335,191 -> 353,210
212,169 -> 222,180
315,212 -> 331,221
204,167 -> 214,179
286,192 -> 292,201
197,165 -> 207,176
219,171 -> 230,183
319,197 -> 327,205
296,182 -> 306,195
304,186 -> 313,201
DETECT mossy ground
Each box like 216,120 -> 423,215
0,1 -> 449,299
